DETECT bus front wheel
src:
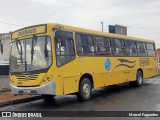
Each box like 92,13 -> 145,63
77,78 -> 92,101
129,71 -> 143,87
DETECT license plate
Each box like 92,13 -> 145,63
22,89 -> 31,94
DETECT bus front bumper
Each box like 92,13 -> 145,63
10,81 -> 56,95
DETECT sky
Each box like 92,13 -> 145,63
0,0 -> 160,48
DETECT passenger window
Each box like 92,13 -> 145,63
76,33 -> 95,56
111,38 -> 125,56
55,30 -> 75,66
95,36 -> 111,55
146,43 -> 155,56
137,42 -> 147,56
125,40 -> 137,56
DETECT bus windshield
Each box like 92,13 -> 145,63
10,36 -> 52,72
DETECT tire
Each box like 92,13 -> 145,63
41,94 -> 55,101
77,78 -> 92,101
129,71 -> 143,87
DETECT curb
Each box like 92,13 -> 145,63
0,96 -> 42,107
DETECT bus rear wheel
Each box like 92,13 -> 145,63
129,71 -> 143,87
77,78 -> 92,101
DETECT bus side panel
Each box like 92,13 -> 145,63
46,68 -> 64,95
106,57 -> 149,84
77,57 -> 106,89
150,57 -> 158,77
143,67 -> 150,79
54,59 -> 78,95
63,77 -> 79,94
107,71 -> 124,85
93,73 -> 104,88
127,69 -> 137,82
54,77 -> 64,95
140,57 -> 157,79
106,57 -> 133,85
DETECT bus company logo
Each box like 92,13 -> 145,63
113,59 -> 136,70
104,58 -> 111,71
25,75 -> 30,80
139,58 -> 149,66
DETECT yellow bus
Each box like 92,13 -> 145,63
10,23 -> 158,101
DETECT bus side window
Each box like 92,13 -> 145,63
76,33 -> 95,56
137,42 -> 147,56
55,30 -> 75,67
146,43 -> 156,56
95,36 -> 111,56
125,40 -> 137,56
111,38 -> 125,56
104,37 -> 111,55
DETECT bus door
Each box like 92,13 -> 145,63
54,30 -> 77,94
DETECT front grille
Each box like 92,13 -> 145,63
16,74 -> 39,81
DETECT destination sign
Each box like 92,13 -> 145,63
12,25 -> 46,39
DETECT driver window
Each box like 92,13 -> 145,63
55,30 -> 75,67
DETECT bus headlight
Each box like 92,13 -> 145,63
43,80 -> 47,84
42,77 -> 52,85
46,77 -> 51,82
41,75 -> 53,85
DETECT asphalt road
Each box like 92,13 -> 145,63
0,76 -> 160,120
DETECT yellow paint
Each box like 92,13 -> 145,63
10,23 -> 158,96
12,25 -> 46,39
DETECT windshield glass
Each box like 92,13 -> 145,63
10,36 -> 52,72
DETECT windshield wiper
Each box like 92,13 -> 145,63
44,36 -> 49,58
16,40 -> 23,64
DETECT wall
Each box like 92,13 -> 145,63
0,33 -> 11,75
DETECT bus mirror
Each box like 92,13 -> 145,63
0,44 -> 3,54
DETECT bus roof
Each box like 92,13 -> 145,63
49,23 -> 155,43
12,23 -> 155,43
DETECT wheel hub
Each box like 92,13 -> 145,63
138,74 -> 142,84
82,83 -> 90,97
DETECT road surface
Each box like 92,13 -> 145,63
0,76 -> 160,120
